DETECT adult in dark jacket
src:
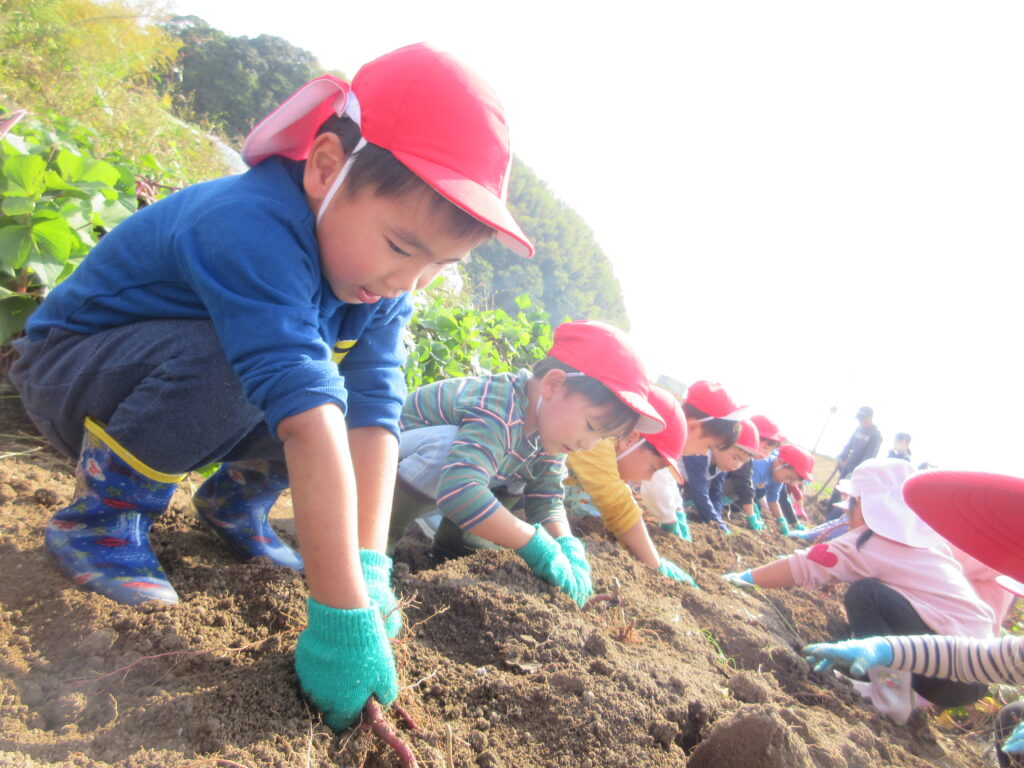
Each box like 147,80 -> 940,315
827,406 -> 882,518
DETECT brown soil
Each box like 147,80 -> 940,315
0,386 -> 995,767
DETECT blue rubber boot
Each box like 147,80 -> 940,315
192,460 -> 304,570
45,417 -> 185,606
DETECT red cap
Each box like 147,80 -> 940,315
684,380 -> 742,419
736,420 -> 763,457
241,44 -> 533,258
547,320 -> 663,434
642,387 -> 688,483
750,414 -> 785,443
777,444 -> 815,481
902,471 -> 1024,583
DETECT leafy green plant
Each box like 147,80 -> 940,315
405,291 -> 554,389
0,112 -> 158,344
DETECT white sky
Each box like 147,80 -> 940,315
168,0 -> 1023,473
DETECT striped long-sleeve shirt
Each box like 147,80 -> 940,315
887,635 -> 1024,685
400,370 -> 567,530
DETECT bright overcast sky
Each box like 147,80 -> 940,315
168,0 -> 1023,474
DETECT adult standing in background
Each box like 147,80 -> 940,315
827,406 -> 882,518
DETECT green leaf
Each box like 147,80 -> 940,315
1,135 -> 29,155
139,153 -> 166,174
55,149 -> 85,182
91,194 -> 136,228
1,197 -> 35,216
514,294 -> 532,309
30,216 -> 74,261
23,249 -> 66,287
79,159 -> 120,187
2,155 -> 47,196
0,293 -> 39,345
0,224 -> 31,273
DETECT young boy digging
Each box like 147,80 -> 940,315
563,386 -> 697,584
10,44 -> 532,729
387,320 -> 666,605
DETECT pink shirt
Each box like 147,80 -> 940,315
787,526 -> 995,639
950,545 -> 1016,634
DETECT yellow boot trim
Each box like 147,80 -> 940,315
83,417 -> 188,484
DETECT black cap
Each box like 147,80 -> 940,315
856,406 -> 874,419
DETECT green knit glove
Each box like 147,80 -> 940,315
359,549 -> 402,639
659,510 -> 692,541
556,535 -> 594,603
658,558 -> 698,587
516,525 -> 587,606
746,513 -> 765,531
294,598 -> 398,730
776,517 -> 791,536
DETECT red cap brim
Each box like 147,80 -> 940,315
616,389 -> 666,434
903,470 -> 1024,583
392,150 -> 534,258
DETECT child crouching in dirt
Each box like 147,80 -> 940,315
9,44 -> 534,730
803,469 -> 1024,764
562,386 -> 697,584
387,320 -> 666,607
682,418 -> 762,534
723,459 -> 995,723
750,443 -> 815,535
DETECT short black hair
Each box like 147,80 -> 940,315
532,356 -> 639,436
317,115 -> 495,243
681,402 -> 740,449
894,432 -> 911,443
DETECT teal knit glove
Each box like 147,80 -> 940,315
294,598 -> 398,730
776,517 -> 791,536
802,636 -> 894,677
658,558 -> 698,587
745,513 -> 764,532
556,535 -> 594,603
659,510 -> 692,541
359,550 -> 402,639
516,525 -> 587,606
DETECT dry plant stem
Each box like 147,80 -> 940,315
183,759 -> 254,768
362,698 -> 419,768
73,628 -> 299,687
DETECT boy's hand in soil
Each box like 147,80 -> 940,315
658,558 -> 698,587
659,510 -> 692,541
556,535 -> 594,603
802,636 -> 894,677
516,525 -> 589,607
295,598 -> 398,730
1004,721 -> 1024,755
360,550 -> 402,638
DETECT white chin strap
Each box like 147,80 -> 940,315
316,91 -> 367,227
616,439 -> 646,461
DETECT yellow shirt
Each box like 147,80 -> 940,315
564,439 -> 642,537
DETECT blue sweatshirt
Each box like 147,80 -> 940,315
752,457 -> 783,503
26,157 -> 411,438
682,453 -> 726,526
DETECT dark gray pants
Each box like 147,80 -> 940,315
10,320 -> 281,473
